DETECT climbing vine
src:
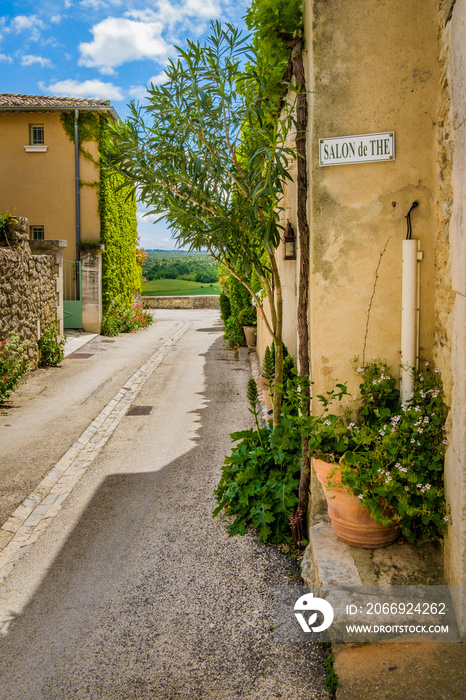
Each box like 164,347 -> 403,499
60,111 -> 141,311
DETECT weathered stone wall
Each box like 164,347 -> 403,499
0,217 -> 63,368
143,295 -> 220,310
436,0 -> 466,634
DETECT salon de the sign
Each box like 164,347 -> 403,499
319,131 -> 395,166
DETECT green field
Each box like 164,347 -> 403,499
142,278 -> 221,296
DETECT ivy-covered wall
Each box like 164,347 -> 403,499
60,112 -> 141,311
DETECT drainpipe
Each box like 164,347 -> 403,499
400,238 -> 422,402
74,109 -> 81,257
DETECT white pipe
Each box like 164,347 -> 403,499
400,239 -> 420,403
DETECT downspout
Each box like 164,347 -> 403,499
74,109 -> 81,256
400,238 -> 422,402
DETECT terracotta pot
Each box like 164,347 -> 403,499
243,325 -> 257,347
313,458 -> 400,549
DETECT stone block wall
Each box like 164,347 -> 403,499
142,295 -> 220,310
0,217 -> 65,368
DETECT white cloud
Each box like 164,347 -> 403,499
0,53 -> 13,63
21,54 -> 53,67
39,78 -> 125,101
128,71 -> 168,99
10,15 -> 45,41
79,17 -> 171,73
50,15 -> 63,24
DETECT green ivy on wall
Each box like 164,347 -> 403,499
60,112 -> 141,311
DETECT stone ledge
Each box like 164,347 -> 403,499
143,295 -> 219,309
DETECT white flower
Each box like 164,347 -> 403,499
358,494 -> 363,500
404,486 -> 409,491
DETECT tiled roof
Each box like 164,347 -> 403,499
0,93 -> 111,108
0,94 -> 119,119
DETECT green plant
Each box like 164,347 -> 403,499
223,316 -> 245,349
324,654 -> 341,695
218,291 -> 231,323
60,113 -> 141,311
301,359 -> 449,545
213,413 -> 302,543
106,22 -> 300,426
38,322 -> 65,367
0,333 -> 30,403
247,377 -> 263,446
0,211 -> 12,236
237,306 -> 257,326
101,296 -> 153,336
339,360 -> 448,544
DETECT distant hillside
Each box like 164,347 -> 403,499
142,249 -> 219,284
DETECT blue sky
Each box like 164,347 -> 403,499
0,0 -> 249,248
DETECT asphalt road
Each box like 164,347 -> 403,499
0,309 -> 329,699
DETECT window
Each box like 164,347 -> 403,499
25,124 -> 47,152
30,125 -> 44,145
30,226 -> 45,240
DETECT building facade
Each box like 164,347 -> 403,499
256,0 -> 466,631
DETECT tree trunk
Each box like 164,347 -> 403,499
291,39 -> 311,517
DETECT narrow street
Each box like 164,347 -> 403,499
0,310 -> 329,700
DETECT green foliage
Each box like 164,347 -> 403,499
60,112 -> 141,311
142,250 -> 219,282
223,316 -> 245,349
0,211 -> 12,236
0,333 -> 30,403
101,296 -> 153,336
324,654 -> 342,695
142,278 -> 220,295
237,306 -> 257,326
213,414 -> 302,543
245,0 -> 304,65
219,291 -> 231,323
297,359 -> 449,545
38,322 -> 65,367
99,168 -> 141,310
339,361 -> 448,545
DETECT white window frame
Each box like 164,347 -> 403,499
25,124 -> 47,152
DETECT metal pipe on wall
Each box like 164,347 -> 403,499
74,109 -> 81,254
400,239 -> 421,402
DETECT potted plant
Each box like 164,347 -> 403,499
237,306 -> 257,347
305,359 -> 449,547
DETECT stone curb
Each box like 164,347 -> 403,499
0,321 -> 191,581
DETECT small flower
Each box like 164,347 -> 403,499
425,484 -> 431,489
435,368 -> 440,373
444,516 -> 449,522
404,486 -> 409,491
417,484 -> 423,489
358,494 -> 363,500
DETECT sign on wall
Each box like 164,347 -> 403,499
319,132 -> 395,166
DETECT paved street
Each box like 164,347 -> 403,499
0,310 -> 329,700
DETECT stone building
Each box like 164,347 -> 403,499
0,94 -> 137,333
256,0 -> 466,631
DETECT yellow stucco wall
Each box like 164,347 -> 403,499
0,111 -> 100,262
304,0 -> 439,397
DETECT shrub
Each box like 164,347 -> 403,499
0,333 -> 30,403
218,291 -> 231,323
102,296 -> 153,336
213,413 -> 302,543
237,306 -> 257,326
39,322 -> 65,367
